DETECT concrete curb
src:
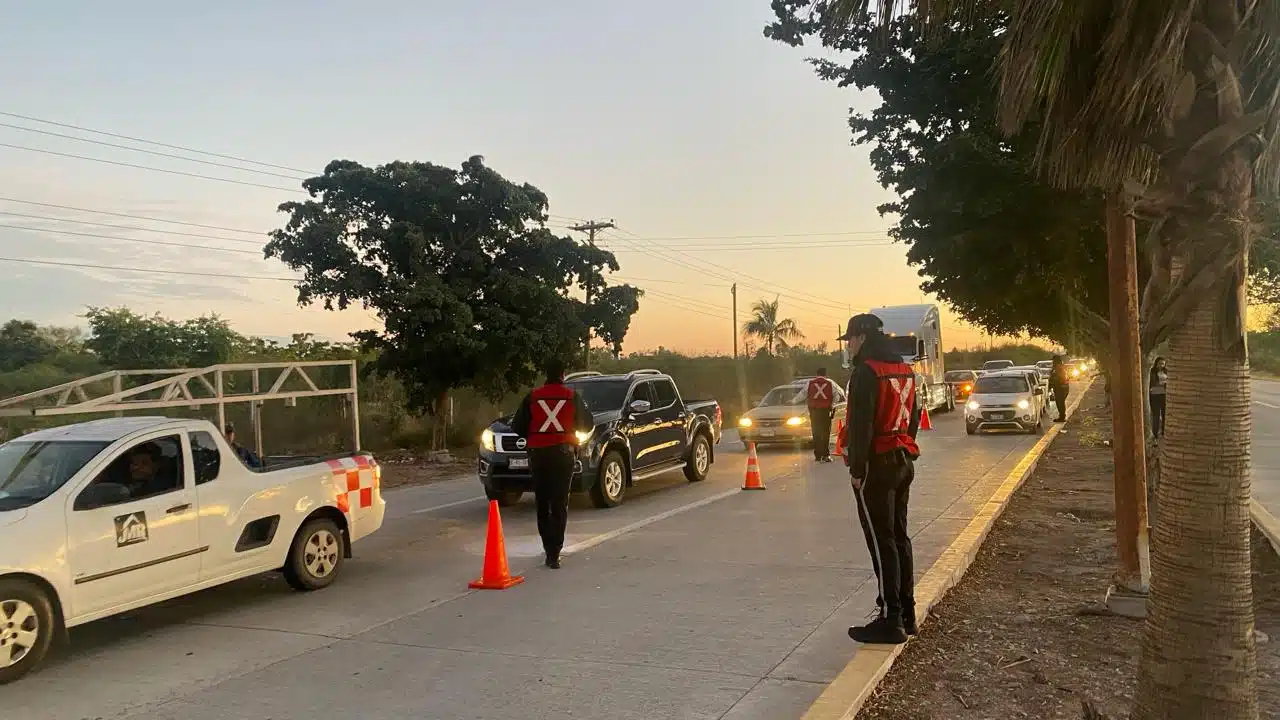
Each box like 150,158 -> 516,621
1253,499 -> 1280,554
801,378 -> 1096,720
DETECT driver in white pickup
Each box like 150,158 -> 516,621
121,442 -> 167,500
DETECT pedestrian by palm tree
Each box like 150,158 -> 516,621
811,1 -> 1278,717
742,297 -> 803,356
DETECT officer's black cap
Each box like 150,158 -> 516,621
837,313 -> 884,341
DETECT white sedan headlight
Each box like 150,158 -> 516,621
785,416 -> 807,426
738,417 -> 753,428
966,400 -> 980,411
480,428 -> 496,452
1017,399 -> 1030,410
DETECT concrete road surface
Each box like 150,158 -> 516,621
1253,378 -> 1280,519
9,413 -> 1058,720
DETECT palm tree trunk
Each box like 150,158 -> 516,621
1134,232 -> 1257,719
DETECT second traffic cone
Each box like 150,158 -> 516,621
919,404 -> 933,431
742,442 -> 766,490
833,417 -> 846,458
468,500 -> 525,590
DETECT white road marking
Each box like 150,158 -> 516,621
1254,400 -> 1280,409
561,487 -> 743,556
410,496 -> 488,514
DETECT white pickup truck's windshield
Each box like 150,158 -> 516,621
0,440 -> 108,510
760,386 -> 806,407
982,360 -> 1014,371
975,376 -> 1029,394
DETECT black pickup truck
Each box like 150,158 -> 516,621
477,369 -> 722,508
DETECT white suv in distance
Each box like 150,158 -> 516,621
964,370 -> 1045,435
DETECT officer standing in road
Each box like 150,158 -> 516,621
1050,355 -> 1070,422
511,359 -> 593,569
806,368 -> 836,462
840,314 -> 921,645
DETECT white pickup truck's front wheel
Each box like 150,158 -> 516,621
283,518 -> 346,591
0,578 -> 55,685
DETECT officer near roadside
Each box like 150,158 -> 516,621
840,313 -> 922,645
806,368 -> 836,462
1049,354 -> 1070,422
511,358 -> 593,570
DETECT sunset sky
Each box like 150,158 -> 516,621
0,1 -> 999,354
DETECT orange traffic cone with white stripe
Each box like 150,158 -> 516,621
469,500 -> 525,590
920,404 -> 933,431
742,442 -> 766,490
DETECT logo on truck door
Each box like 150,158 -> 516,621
114,512 -> 149,547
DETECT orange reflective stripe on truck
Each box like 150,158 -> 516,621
325,457 -> 379,511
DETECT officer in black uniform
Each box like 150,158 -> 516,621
840,313 -> 922,645
511,359 -> 593,569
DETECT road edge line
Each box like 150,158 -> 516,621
800,378 -> 1095,720
1252,498 -> 1280,554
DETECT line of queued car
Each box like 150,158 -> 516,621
953,357 -> 1094,436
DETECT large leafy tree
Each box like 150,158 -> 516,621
265,155 -> 641,418
773,1 -> 1279,716
767,2 -> 1280,360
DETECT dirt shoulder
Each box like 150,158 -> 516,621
859,386 -> 1280,718
375,449 -> 472,490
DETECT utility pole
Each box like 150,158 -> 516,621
732,282 -> 748,418
569,219 -> 615,368
731,283 -> 739,359
1104,192 -> 1150,617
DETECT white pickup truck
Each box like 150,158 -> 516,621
0,416 -> 386,683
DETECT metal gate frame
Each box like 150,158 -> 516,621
0,360 -> 361,453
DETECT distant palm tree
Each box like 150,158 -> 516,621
742,297 -> 803,356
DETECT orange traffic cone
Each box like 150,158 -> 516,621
468,500 -> 525,590
833,418 -> 846,457
742,442 -> 766,490
919,405 -> 933,431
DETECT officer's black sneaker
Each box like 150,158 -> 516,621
546,556 -> 561,569
903,610 -> 918,636
848,617 -> 908,645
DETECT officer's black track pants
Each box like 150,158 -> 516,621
529,444 -> 574,558
854,454 -> 915,619
809,407 -> 833,459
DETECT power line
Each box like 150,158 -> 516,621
0,197 -> 267,235
0,110 -> 313,174
0,255 -> 298,281
608,226 -> 848,317
0,222 -> 262,255
610,274 -> 730,288
610,229 -> 895,241
0,122 -> 308,181
0,211 -> 264,246
601,240 -> 895,252
0,143 -> 300,193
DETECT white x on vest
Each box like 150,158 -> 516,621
536,399 -> 568,432
887,377 -> 914,430
811,380 -> 829,400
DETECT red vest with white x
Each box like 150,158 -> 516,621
806,377 -> 833,409
864,359 -> 921,457
526,383 -> 578,448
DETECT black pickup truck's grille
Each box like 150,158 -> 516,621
499,435 -> 525,452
